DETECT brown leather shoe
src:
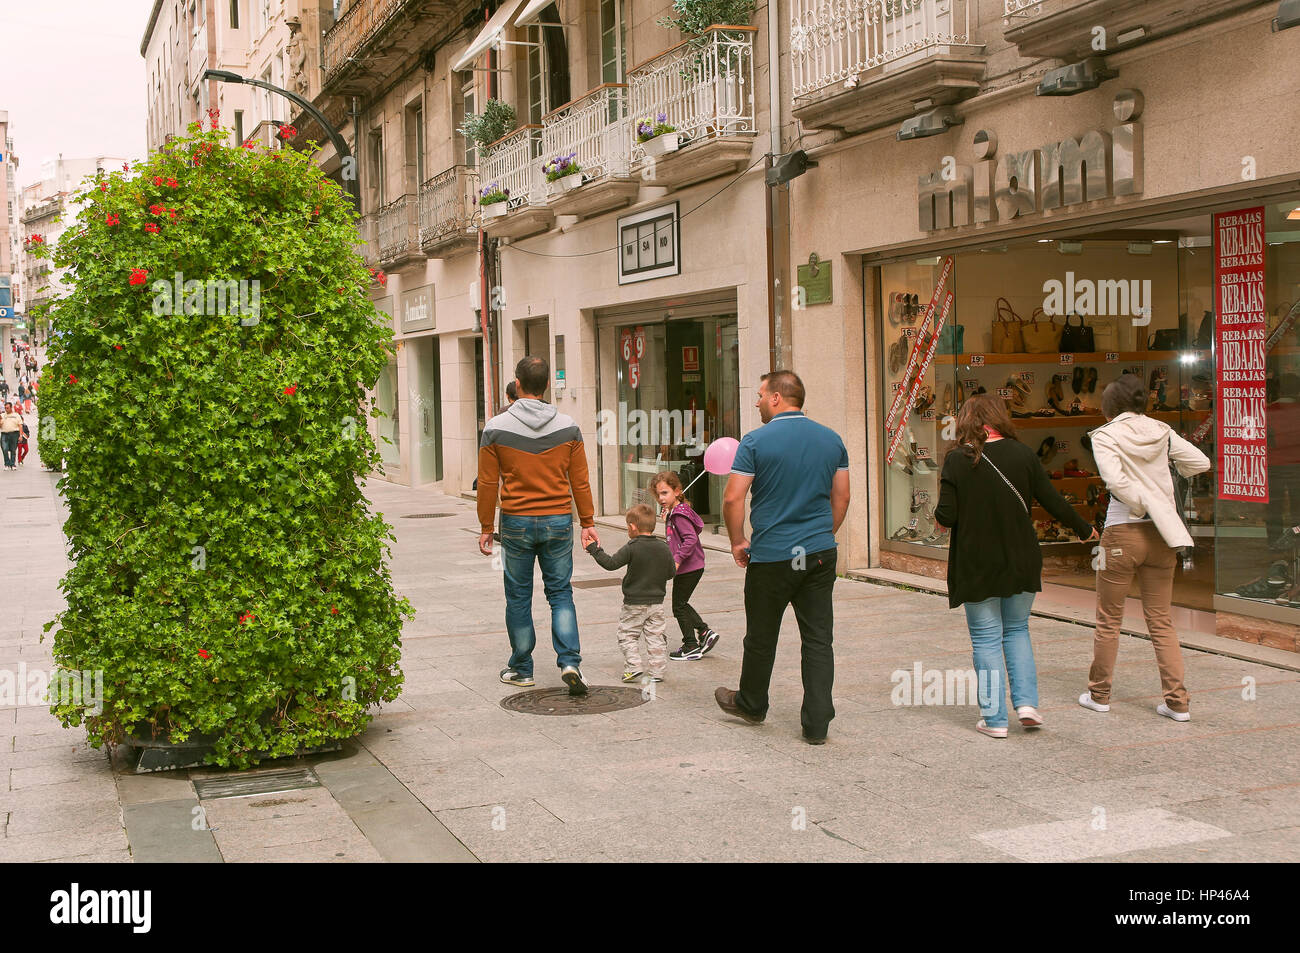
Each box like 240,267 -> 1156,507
714,687 -> 764,724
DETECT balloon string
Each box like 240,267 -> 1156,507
681,468 -> 710,493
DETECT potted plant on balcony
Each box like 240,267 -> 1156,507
458,99 -> 518,155
480,182 -> 510,219
637,114 -> 680,156
543,152 -> 583,195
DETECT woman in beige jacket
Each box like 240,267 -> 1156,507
1082,374 -> 1211,722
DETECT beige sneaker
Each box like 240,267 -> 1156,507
975,719 -> 1008,739
1016,706 -> 1044,728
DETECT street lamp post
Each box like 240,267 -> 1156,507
202,69 -> 360,210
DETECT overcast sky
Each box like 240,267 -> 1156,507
1,1 -> 156,189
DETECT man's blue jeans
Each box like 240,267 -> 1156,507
962,591 -> 1038,729
499,513 -> 581,676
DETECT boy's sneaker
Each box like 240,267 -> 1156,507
1156,703 -> 1190,722
499,668 -> 534,687
561,665 -> 589,696
1078,692 -> 1110,712
697,629 -> 720,657
621,670 -> 643,683
670,643 -> 704,661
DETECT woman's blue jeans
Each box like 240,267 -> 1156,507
962,591 -> 1038,729
499,513 -> 581,676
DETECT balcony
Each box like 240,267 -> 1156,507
790,0 -> 985,134
185,25 -> 208,89
627,26 -> 757,190
479,126 -> 555,241
1002,0 -> 1272,59
418,165 -> 478,258
540,85 -> 639,221
321,0 -> 462,96
377,194 -> 425,268
355,212 -> 379,268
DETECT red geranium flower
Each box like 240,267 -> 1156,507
99,182 -> 108,192
68,374 -> 78,384
105,213 -> 120,226
167,177 -> 179,188
242,140 -> 256,149
129,268 -> 149,285
331,605 -> 338,615
149,203 -> 165,215
168,208 -> 177,219
239,612 -> 254,625
114,345 -> 123,350
284,385 -> 298,396
144,223 -> 159,234
122,162 -> 130,172
153,176 -> 163,186
198,649 -> 210,660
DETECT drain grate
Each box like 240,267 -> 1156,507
500,685 -> 649,716
192,766 -> 322,800
571,578 -> 624,590
402,513 -> 455,519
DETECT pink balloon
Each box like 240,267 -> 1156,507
703,437 -> 740,475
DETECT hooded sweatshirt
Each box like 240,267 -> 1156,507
664,500 -> 706,574
477,397 -> 595,533
1089,412 -> 1210,549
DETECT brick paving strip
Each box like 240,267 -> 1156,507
3,393 -> 1300,862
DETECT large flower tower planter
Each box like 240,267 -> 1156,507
35,118 -> 411,770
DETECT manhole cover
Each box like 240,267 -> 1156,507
402,512 -> 454,519
572,578 -> 623,589
192,766 -> 321,800
500,685 -> 649,716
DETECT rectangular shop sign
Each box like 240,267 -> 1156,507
1213,206 -> 1268,503
618,202 -> 680,284
401,285 -> 434,332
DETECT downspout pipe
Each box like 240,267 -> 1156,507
765,0 -> 784,372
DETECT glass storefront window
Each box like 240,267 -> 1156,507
1214,196 -> 1300,614
604,314 -> 740,525
375,354 -> 400,468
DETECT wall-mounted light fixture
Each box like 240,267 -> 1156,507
1274,0 -> 1300,31
1058,241 -> 1084,255
1036,57 -> 1117,96
897,107 -> 962,141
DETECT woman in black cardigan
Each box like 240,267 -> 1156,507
934,394 -> 1096,738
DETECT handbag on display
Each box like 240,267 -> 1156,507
1090,317 -> 1119,352
992,298 -> 1025,354
1194,310 -> 1214,349
935,322 -> 965,355
1021,309 -> 1062,353
1058,314 -> 1094,353
1149,328 -> 1181,351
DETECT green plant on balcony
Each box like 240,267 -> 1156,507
656,0 -> 756,36
542,152 -> 582,183
636,114 -> 677,144
458,99 -> 518,151
479,182 -> 510,206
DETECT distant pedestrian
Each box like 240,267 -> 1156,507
1082,374 -> 1211,723
650,470 -> 718,660
505,380 -> 518,404
16,415 -> 29,467
934,394 -> 1095,739
478,356 -> 599,694
585,503 -> 676,683
0,402 -> 21,471
714,370 -> 850,745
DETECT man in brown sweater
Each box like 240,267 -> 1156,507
478,356 -> 599,694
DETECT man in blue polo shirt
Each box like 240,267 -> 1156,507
714,370 -> 850,744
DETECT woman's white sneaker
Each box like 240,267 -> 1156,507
1016,706 -> 1044,728
1078,692 -> 1110,712
975,719 -> 1008,739
1156,703 -> 1190,722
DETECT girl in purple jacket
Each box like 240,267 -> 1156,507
651,471 -> 719,660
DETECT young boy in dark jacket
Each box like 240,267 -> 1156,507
586,503 -> 676,682
651,471 -> 719,660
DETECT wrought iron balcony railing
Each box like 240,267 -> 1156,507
627,25 -> 756,157
418,165 -> 479,247
790,0 -> 974,98
481,126 -> 546,211
322,0 -> 410,77
377,194 -> 420,263
541,85 -> 631,182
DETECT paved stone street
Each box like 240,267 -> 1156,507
3,420 -> 1300,862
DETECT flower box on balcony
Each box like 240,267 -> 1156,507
482,201 -> 509,219
547,171 -> 584,196
641,132 -> 680,157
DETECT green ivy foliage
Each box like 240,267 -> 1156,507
37,124 -> 412,768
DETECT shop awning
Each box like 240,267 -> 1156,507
513,0 -> 557,27
451,0 -> 527,72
